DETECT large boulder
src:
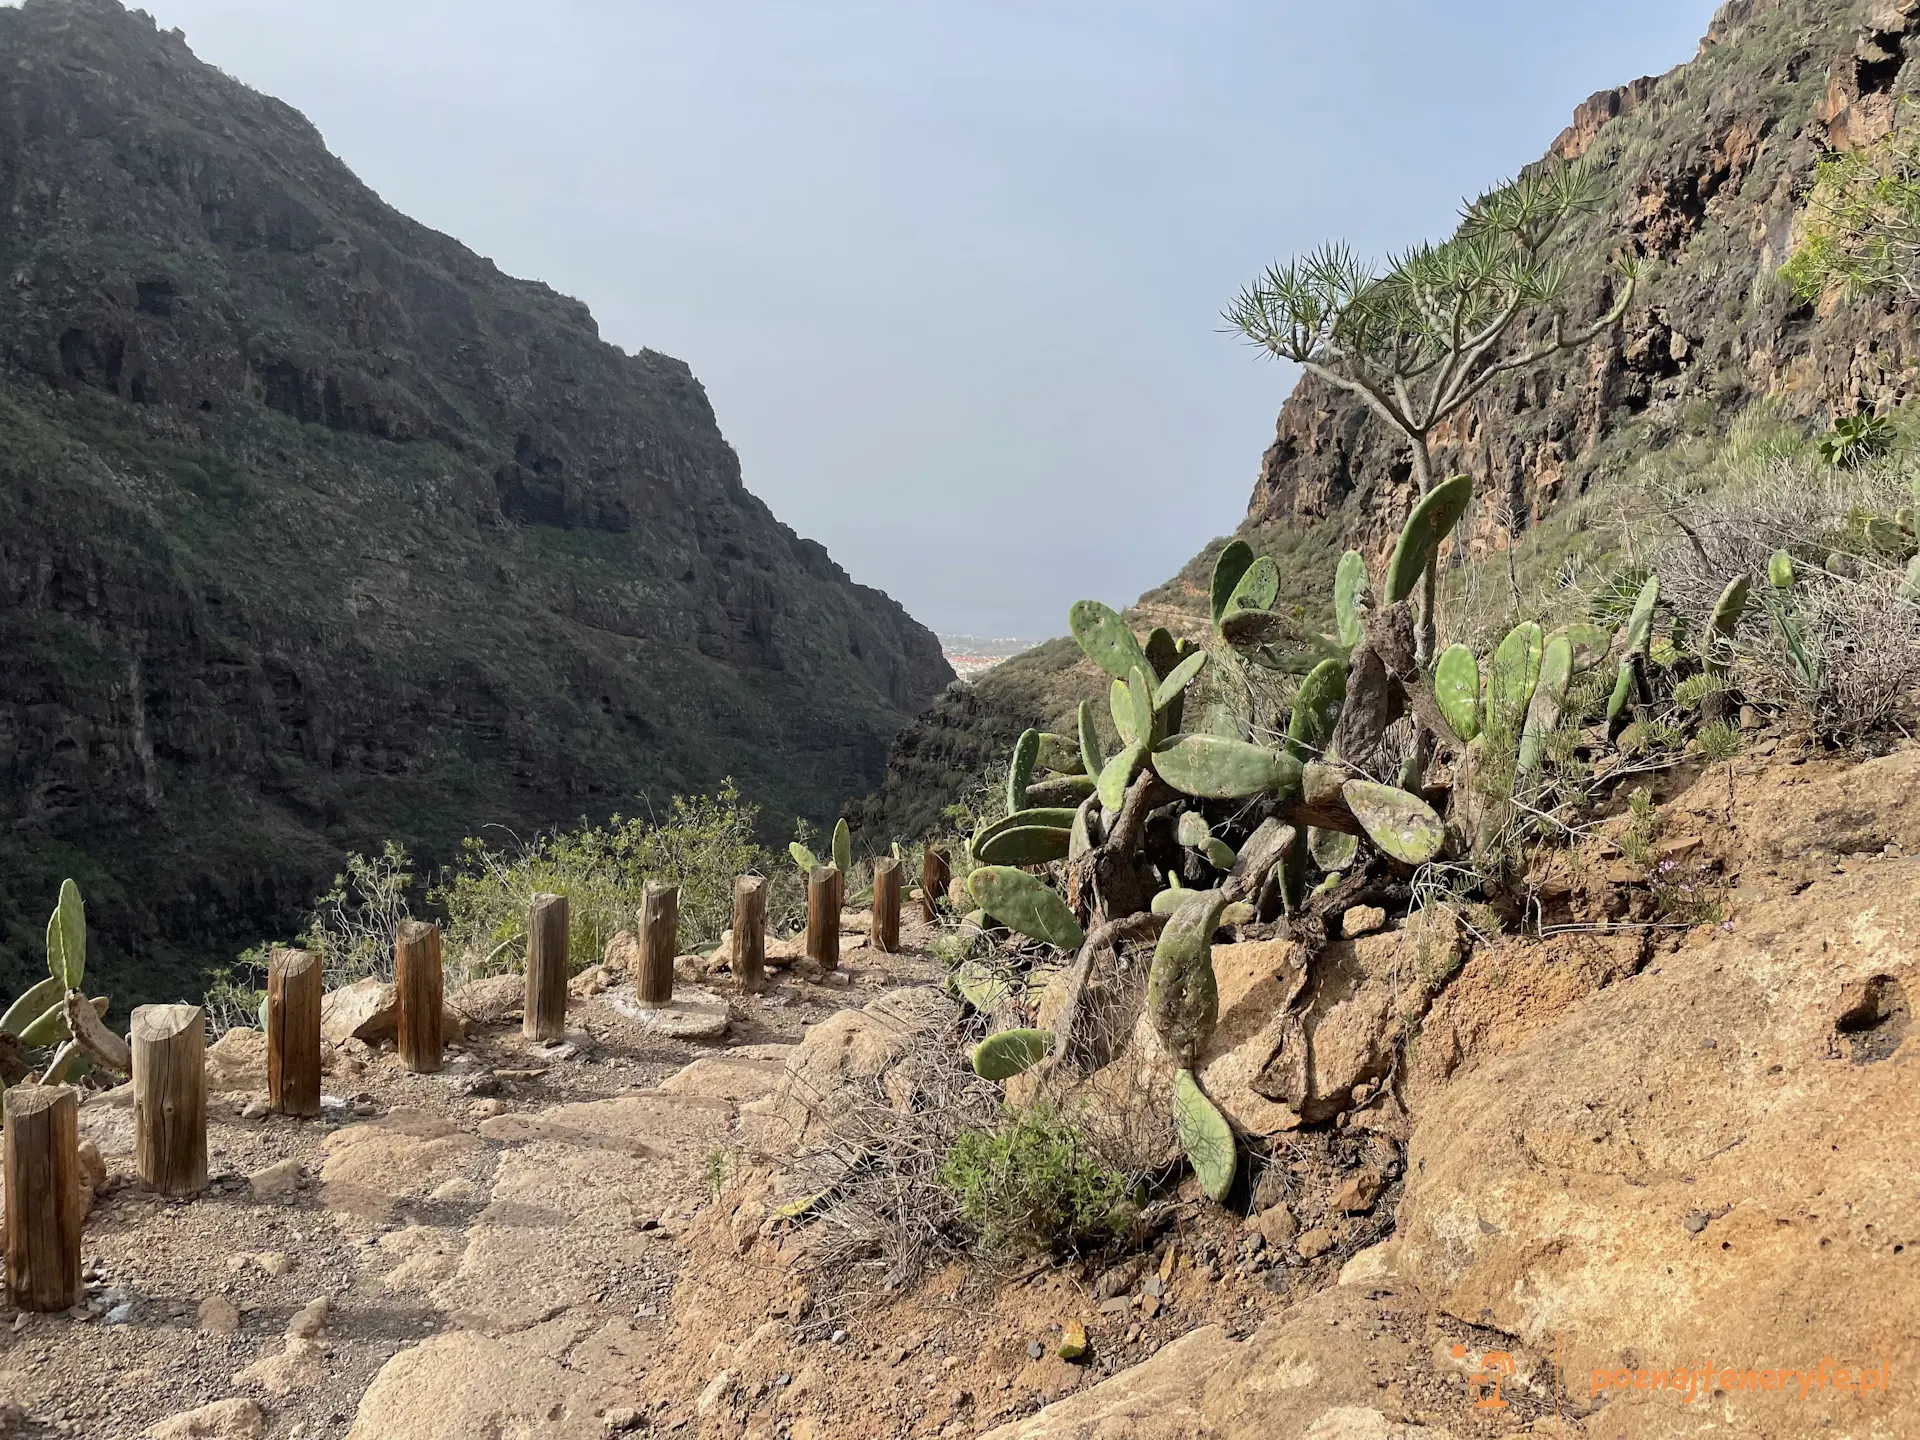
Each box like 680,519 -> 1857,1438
320,977 -> 398,1046
1394,859 -> 1920,1438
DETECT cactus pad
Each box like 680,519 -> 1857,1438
1152,735 -> 1301,800
832,819 -> 852,880
971,1028 -> 1052,1082
1487,621 -> 1544,734
1334,549 -> 1371,649
1176,812 -> 1212,849
1007,729 -> 1041,814
1203,837 -> 1237,870
974,826 -> 1073,866
1147,888 -> 1229,1066
1069,599 -> 1151,681
1623,574 -> 1660,657
1210,540 -> 1257,629
966,867 -> 1087,951
46,878 -> 85,990
1153,650 -> 1208,711
1384,474 -> 1473,605
1,974 -> 64,1037
950,961 -> 1013,1012
1707,575 -> 1752,673
1342,779 -> 1446,865
1077,699 -> 1106,778
1308,826 -> 1360,872
1518,632 -> 1573,774
1433,643 -> 1480,742
1223,555 -> 1280,618
1023,774 -> 1097,807
1034,731 -> 1085,776
1286,657 -> 1347,761
1128,667 -> 1156,748
1561,622 -> 1613,675
1172,1068 -> 1236,1203
1097,740 -> 1147,811
789,842 -> 818,872
1769,549 -> 1794,590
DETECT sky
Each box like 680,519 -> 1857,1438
134,0 -> 1719,640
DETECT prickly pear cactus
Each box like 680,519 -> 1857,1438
1487,621 -> 1544,735
1768,550 -> 1794,590
832,819 -> 852,881
1517,633 -> 1573,774
1153,650 -> 1208,711
1098,741 -> 1147,810
1308,826 -> 1359,873
1110,677 -> 1138,745
1172,1068 -> 1236,1203
1210,540 -> 1257,630
789,842 -> 819,872
0,975 -> 63,1040
971,1028 -> 1052,1081
1128,667 -> 1156,747
1033,731 -> 1084,777
1384,474 -> 1473,605
47,878 -> 85,990
1223,556 -> 1280,619
1069,599 -> 1152,682
1434,643 -> 1481,743
973,827 -> 1072,865
950,961 -> 1014,1012
1152,735 -> 1301,801
1707,575 -> 1752,675
1077,699 -> 1105,778
1175,812 -> 1212,849
1147,889 -> 1229,1067
1334,549 -> 1371,649
1560,622 -> 1614,675
1007,729 -> 1041,814
1024,774 -> 1096,807
1341,780 -> 1446,865
1286,658 -> 1346,761
967,867 -> 1087,951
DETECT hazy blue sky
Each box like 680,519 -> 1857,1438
141,0 -> 1717,639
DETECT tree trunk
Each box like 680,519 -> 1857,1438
524,893 -> 570,1041
1409,435 -> 1440,667
131,1004 -> 207,1196
3,1084 -> 82,1312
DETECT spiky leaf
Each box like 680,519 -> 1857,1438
1098,741 -> 1147,811
1007,729 -> 1041,814
1384,474 -> 1473,605
1518,634 -> 1574,774
1334,549 -> 1370,649
1152,735 -> 1301,800
1069,600 -> 1151,681
1342,779 -> 1446,865
967,867 -> 1087,951
1286,657 -> 1346,761
1173,1068 -> 1236,1203
971,1028 -> 1052,1082
1487,621 -> 1544,734
1433,643 -> 1480,743
1210,540 -> 1256,629
1147,889 -> 1228,1065
1077,699 -> 1106,778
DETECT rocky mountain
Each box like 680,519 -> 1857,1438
0,0 -> 953,1008
855,0 -> 1914,839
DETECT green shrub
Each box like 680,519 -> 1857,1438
941,1107 -> 1136,1258
433,783 -> 769,978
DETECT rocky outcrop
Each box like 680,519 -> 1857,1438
0,0 -> 952,1010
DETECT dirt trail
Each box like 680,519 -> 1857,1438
0,919 -> 946,1440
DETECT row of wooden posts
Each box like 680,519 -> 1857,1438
2,846 -> 952,1312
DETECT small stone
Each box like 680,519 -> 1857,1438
695,1370 -> 734,1416
1296,1226 -> 1336,1259
1140,1294 -> 1160,1319
1057,1319 -> 1089,1362
1249,1203 -> 1297,1249
75,1139 -> 107,1193
1141,1274 -> 1164,1298
470,1098 -> 507,1118
147,1398 -> 266,1440
830,1328 -> 848,1345
285,1296 -> 329,1340
1097,1297 -> 1129,1315
198,1295 -> 241,1335
1027,1340 -> 1045,1360
247,1158 -> 303,1201
241,1099 -> 270,1120
1683,1210 -> 1710,1234
603,1409 -> 643,1433
1329,1172 -> 1383,1214
1341,905 -> 1387,938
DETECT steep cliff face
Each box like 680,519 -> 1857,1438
0,0 -> 952,1007
856,0 -> 1914,842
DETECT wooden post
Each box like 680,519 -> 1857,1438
395,920 -> 444,1074
922,846 -> 951,923
806,865 -> 841,972
525,893 -> 570,1041
733,876 -> 768,995
131,1004 -> 207,1197
266,947 -> 322,1117
871,857 -> 902,953
638,882 -> 679,1007
3,1085 -> 81,1312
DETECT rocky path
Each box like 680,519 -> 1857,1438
0,916 -> 945,1440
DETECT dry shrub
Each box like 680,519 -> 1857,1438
1646,457 -> 1920,741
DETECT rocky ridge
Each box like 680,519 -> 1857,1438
0,0 -> 953,1008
